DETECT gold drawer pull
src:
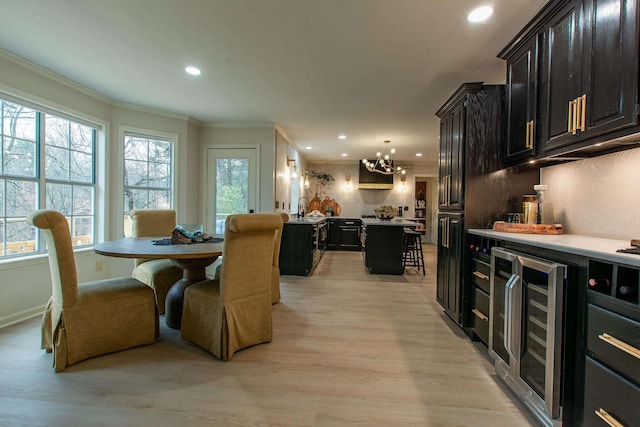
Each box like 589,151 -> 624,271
595,408 -> 624,427
598,333 -> 640,360
579,94 -> 587,131
473,271 -> 489,281
526,120 -> 534,149
568,99 -> 576,134
472,309 -> 488,321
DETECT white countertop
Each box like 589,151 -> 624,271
362,218 -> 421,227
469,229 -> 640,267
288,217 -> 327,225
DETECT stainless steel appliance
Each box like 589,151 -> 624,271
489,248 -> 567,427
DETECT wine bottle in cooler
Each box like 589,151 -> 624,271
588,278 -> 611,291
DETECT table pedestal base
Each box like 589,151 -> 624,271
165,256 -> 218,329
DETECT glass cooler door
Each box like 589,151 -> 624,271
517,257 -> 565,419
490,248 -> 518,365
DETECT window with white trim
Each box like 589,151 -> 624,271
0,98 -> 97,258
123,133 -> 174,236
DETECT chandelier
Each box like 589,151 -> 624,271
361,140 -> 408,175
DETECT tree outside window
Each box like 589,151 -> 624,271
123,134 -> 173,236
0,99 -> 97,257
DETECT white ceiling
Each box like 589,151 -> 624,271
0,0 -> 547,163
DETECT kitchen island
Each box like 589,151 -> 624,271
361,218 -> 420,275
279,217 -> 328,276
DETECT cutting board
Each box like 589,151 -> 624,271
493,221 -> 564,235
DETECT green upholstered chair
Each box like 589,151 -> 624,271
130,209 -> 183,314
181,213 -> 283,361
27,209 -> 157,372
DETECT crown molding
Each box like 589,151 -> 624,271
111,100 -> 193,121
201,121 -> 276,129
0,49 -> 112,104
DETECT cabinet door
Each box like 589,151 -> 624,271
445,215 -> 463,322
436,216 -> 448,307
506,36 -> 539,162
438,115 -> 452,209
539,0 -> 583,152
327,219 -> 338,249
580,0 -> 639,139
340,222 -> 361,250
448,104 -> 465,210
436,213 -> 463,324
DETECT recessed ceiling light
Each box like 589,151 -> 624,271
338,134 -> 347,140
305,146 -> 312,150
341,153 -> 348,157
185,66 -> 201,76
416,153 -> 423,157
467,6 -> 493,23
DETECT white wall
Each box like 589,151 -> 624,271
541,146 -> 640,240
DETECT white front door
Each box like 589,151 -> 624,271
206,148 -> 259,234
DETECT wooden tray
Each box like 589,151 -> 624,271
493,221 -> 564,235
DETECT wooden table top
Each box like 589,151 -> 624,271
94,237 -> 224,260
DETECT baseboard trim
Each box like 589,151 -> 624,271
0,305 -> 45,329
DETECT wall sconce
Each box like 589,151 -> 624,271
344,174 -> 352,190
400,174 -> 407,191
287,156 -> 298,180
303,170 -> 310,189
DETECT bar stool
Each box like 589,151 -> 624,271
403,228 -> 425,275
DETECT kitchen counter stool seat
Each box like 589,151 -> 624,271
403,229 -> 425,275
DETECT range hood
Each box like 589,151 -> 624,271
358,162 -> 393,189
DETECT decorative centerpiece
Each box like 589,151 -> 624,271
374,205 -> 396,220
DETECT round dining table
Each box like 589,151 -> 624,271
94,237 -> 224,329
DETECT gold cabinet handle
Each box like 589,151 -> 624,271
472,309 -> 489,321
568,99 -> 575,134
526,120 -> 535,149
473,271 -> 489,280
595,408 -> 624,427
579,94 -> 587,131
598,333 -> 640,360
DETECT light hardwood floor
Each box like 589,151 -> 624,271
0,246 -> 537,426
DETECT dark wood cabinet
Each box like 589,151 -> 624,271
501,0 -> 640,161
435,83 -> 540,327
327,218 -> 361,251
436,212 -> 463,323
583,257 -> 640,426
504,35 -> 539,162
583,357 -> 640,426
279,220 -> 327,276
466,238 -> 493,345
538,0 -> 585,152
437,86 -> 472,210
579,0 -> 639,141
363,224 -> 405,275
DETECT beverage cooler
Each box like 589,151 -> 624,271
489,248 -> 567,427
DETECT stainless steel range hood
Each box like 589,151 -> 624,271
358,162 -> 393,189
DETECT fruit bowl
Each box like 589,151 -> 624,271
374,206 -> 396,220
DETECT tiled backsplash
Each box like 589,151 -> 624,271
541,146 -> 640,240
305,163 -> 415,218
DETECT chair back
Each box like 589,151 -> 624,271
26,210 -> 78,308
259,212 -> 289,268
130,209 -> 176,266
219,214 -> 283,302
